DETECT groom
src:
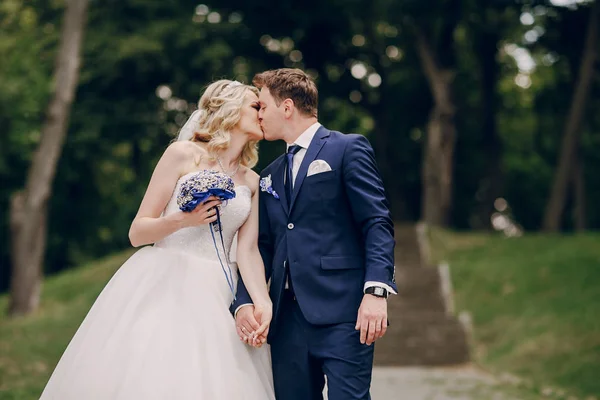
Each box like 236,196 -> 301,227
234,68 -> 397,400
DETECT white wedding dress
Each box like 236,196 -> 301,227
40,171 -> 275,400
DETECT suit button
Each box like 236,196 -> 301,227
287,223 -> 294,230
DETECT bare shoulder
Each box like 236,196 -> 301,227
239,166 -> 260,195
164,140 -> 199,158
165,140 -> 207,170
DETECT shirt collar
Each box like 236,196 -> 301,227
287,122 -> 321,151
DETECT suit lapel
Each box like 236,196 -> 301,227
290,126 -> 331,211
270,155 -> 288,215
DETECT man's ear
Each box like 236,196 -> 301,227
282,98 -> 294,118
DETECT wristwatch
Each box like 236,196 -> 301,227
365,286 -> 388,299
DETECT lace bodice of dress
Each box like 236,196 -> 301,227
154,171 -> 252,261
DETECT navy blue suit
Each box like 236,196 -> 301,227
234,126 -> 396,400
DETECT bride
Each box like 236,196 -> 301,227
39,80 -> 275,399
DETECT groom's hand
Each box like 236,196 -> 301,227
235,305 -> 260,345
356,294 -> 388,346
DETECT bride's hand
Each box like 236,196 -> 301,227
177,197 -> 222,228
252,302 -> 272,347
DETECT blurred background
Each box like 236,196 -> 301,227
1,0 -> 599,398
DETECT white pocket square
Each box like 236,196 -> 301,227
307,160 -> 332,176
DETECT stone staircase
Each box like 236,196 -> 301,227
374,224 -> 470,366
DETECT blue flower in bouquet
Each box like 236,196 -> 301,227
177,170 -> 236,212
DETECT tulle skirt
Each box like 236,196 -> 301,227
39,246 -> 274,400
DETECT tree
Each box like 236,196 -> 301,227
543,1 -> 598,232
8,0 -> 89,316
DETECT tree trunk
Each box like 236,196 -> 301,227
543,2 -> 598,232
414,28 -> 457,227
573,155 -> 586,232
8,0 -> 89,316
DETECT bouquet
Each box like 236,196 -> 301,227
176,170 -> 237,300
177,170 -> 236,212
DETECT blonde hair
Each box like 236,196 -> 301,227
191,80 -> 260,168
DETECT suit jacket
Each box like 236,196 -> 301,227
233,126 -> 397,329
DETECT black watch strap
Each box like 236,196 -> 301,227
365,286 -> 388,299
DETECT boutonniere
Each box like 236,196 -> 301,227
260,174 -> 280,199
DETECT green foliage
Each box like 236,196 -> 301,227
1,0 -> 599,293
434,230 -> 600,397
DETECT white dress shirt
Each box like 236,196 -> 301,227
285,121 -> 322,186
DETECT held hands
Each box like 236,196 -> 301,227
178,196 -> 222,228
235,304 -> 272,348
356,294 -> 388,346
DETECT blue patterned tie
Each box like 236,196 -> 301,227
285,145 -> 302,206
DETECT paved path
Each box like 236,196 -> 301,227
325,365 -> 542,400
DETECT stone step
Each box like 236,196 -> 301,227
379,223 -> 470,366
393,266 -> 447,312
374,313 -> 470,366
389,297 -> 447,314
394,224 -> 424,268
395,266 -> 442,293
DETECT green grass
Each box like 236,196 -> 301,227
431,230 -> 600,398
0,250 -> 134,399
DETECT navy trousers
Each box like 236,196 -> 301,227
270,291 -> 374,400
